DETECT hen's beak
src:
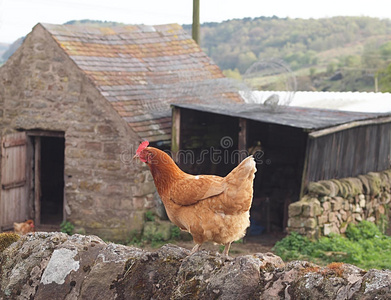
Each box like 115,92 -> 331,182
133,153 -> 139,160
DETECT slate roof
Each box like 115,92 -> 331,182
41,23 -> 241,142
173,102 -> 391,132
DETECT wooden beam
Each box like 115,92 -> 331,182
309,116 -> 391,138
34,137 -> 41,226
3,139 -> 26,148
26,136 -> 34,220
238,118 -> 247,162
299,135 -> 311,199
26,130 -> 64,138
192,0 -> 200,45
171,107 -> 181,162
2,180 -> 26,190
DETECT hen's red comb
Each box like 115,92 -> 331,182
136,141 -> 149,154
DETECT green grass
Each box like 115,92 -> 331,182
273,221 -> 391,270
60,221 -> 75,235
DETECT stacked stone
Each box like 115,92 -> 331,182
287,170 -> 391,239
0,26 -> 150,242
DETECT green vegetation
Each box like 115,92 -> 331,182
378,63 -> 391,92
182,16 -> 391,91
145,210 -> 155,222
127,212 -> 185,248
60,221 -> 75,235
273,221 -> 391,270
128,226 -> 182,249
170,226 -> 181,239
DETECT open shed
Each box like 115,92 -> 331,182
171,103 -> 391,233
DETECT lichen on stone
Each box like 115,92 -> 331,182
0,232 -> 20,253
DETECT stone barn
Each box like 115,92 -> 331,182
171,102 -> 391,237
0,23 -> 241,241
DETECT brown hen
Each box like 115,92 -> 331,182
134,141 -> 256,256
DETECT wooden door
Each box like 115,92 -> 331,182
0,132 -> 29,230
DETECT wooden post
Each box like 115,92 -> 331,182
238,118 -> 247,162
34,137 -> 41,226
26,136 -> 34,220
192,0 -> 200,45
171,107 -> 181,163
299,135 -> 310,199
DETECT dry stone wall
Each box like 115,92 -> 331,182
1,232 -> 391,299
287,169 -> 391,238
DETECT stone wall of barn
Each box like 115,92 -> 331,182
287,169 -> 391,238
0,24 -> 156,241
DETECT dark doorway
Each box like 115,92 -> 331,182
40,136 -> 64,224
247,120 -> 307,233
31,134 -> 65,225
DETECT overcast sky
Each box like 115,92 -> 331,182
0,0 -> 390,43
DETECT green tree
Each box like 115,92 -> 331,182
379,41 -> 391,59
377,62 -> 391,92
362,44 -> 383,70
309,67 -> 317,78
344,55 -> 361,68
327,62 -> 337,75
238,51 -> 257,73
222,68 -> 242,80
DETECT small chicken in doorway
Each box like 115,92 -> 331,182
13,219 -> 35,235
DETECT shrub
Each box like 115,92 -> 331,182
145,211 -> 155,222
273,221 -> 391,270
273,231 -> 313,261
60,221 -> 74,235
170,226 -> 181,239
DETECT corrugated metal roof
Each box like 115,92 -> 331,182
173,102 -> 391,131
41,23 -> 241,142
243,91 -> 391,113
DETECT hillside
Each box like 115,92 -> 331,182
0,43 -> 10,65
2,17 -> 391,91
184,16 -> 391,92
0,43 -> 10,54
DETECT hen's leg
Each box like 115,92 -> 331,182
222,242 -> 232,257
190,243 -> 201,254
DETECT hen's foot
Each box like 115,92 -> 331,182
190,243 -> 201,255
222,242 -> 233,259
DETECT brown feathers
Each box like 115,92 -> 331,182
13,220 -> 35,235
134,144 -> 256,256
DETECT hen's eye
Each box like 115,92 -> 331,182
147,152 -> 155,164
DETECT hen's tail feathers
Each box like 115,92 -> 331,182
222,156 -> 257,213
226,156 -> 257,181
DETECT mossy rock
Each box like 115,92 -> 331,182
321,181 -> 339,197
380,172 -> 391,191
381,169 -> 391,184
338,180 -> 351,198
367,172 -> 382,196
358,175 -> 371,195
0,232 -> 20,252
307,182 -> 331,196
340,178 -> 363,197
